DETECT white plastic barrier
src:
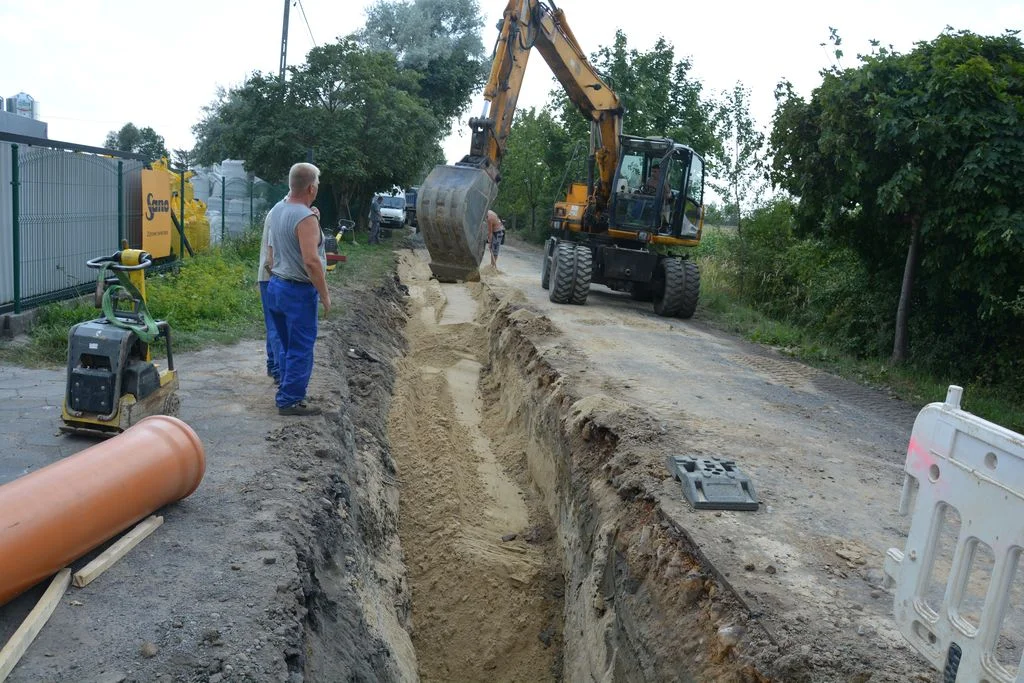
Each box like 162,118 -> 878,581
885,386 -> 1024,682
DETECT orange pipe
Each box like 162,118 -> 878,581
0,415 -> 205,605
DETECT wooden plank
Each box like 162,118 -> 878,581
0,568 -> 72,682
72,515 -> 164,589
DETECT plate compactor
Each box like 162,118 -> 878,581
60,249 -> 179,437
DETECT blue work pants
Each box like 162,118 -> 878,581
259,281 -> 281,381
266,276 -> 319,408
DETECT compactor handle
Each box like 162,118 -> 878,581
87,251 -> 153,271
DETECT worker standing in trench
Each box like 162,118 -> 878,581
485,209 -> 505,270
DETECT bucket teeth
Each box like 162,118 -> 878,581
416,165 -> 498,282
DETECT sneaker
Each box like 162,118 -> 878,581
278,401 -> 322,416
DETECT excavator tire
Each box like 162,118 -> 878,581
549,242 -> 578,304
677,259 -> 701,319
570,244 -> 592,305
653,257 -> 686,317
541,237 -> 556,290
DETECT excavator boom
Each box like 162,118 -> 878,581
417,0 -> 622,281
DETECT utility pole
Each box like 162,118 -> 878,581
279,0 -> 290,81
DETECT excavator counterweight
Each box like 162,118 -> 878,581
416,164 -> 497,282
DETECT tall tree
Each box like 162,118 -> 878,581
356,0 -> 488,132
104,123 -> 169,161
771,30 -> 1024,365
710,83 -> 765,235
171,148 -> 195,172
193,40 -> 448,225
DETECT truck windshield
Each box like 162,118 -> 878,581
381,196 -> 405,209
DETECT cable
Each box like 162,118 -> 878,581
295,0 -> 317,47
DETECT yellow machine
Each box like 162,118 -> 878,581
60,249 -> 179,436
417,0 -> 705,317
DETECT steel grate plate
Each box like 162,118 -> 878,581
666,455 -> 759,511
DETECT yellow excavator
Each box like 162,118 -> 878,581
417,0 -> 705,317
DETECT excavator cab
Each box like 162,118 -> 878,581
610,136 -> 704,240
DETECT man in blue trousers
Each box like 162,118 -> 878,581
258,204 -> 282,384
264,162 -> 331,416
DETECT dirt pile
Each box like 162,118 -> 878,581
0,270 -> 417,683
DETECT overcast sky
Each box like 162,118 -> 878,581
2,0 -> 1021,169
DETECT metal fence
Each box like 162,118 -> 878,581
194,174 -> 287,242
1,133 -> 147,314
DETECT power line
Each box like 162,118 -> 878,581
296,0 -> 317,47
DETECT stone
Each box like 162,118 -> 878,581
717,624 -> 745,648
140,642 -> 159,658
501,533 -> 517,542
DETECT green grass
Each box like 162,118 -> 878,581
0,228 -> 399,367
695,251 -> 1024,433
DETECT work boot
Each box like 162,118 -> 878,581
278,400 -> 322,416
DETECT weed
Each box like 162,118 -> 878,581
0,225 -> 400,366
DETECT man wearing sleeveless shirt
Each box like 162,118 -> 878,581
264,163 -> 331,416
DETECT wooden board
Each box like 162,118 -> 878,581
72,515 -> 164,589
0,568 -> 72,681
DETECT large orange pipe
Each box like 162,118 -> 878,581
0,415 -> 205,605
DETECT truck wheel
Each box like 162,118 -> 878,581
549,242 -> 577,304
570,244 -> 592,305
677,259 -> 700,319
653,258 -> 686,317
541,237 -> 556,290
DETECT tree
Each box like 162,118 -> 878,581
533,29 -> 720,209
550,31 -> 720,162
104,123 -> 169,161
171,148 -> 196,172
356,0 -> 488,132
770,30 -> 1024,367
710,83 -> 766,234
494,108 -> 569,240
193,39 -> 453,227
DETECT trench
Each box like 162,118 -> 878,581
385,251 -> 779,682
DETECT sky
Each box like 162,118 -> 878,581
2,0 -> 1021,171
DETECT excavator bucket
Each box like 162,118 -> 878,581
416,164 -> 498,282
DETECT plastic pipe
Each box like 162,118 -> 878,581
0,415 -> 205,606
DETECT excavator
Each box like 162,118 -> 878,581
417,0 -> 705,317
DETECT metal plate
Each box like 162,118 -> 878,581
666,455 -> 759,512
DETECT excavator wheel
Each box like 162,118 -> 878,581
549,242 -> 578,304
677,259 -> 701,319
570,244 -> 592,305
653,257 -> 687,317
541,237 -> 556,290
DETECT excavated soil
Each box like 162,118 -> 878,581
388,259 -> 562,681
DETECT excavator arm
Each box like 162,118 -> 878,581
417,0 -> 622,282
471,1 -> 622,201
